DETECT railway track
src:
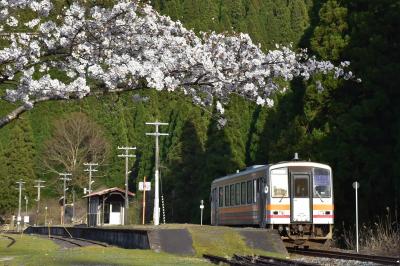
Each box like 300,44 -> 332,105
287,246 -> 400,265
48,235 -> 108,248
1,235 -> 16,248
203,253 -> 317,266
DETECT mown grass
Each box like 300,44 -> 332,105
187,225 -> 286,259
0,233 -> 210,266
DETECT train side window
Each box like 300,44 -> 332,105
230,184 -> 235,206
253,179 -> 257,203
271,167 -> 289,198
225,185 -> 230,206
247,180 -> 253,204
235,183 -> 240,205
313,168 -> 331,198
241,182 -> 246,204
219,187 -> 223,207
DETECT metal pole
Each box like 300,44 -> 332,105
16,180 -> 25,232
72,189 -> 75,223
155,124 -> 160,226
200,200 -> 204,226
353,181 -> 360,253
146,121 -> 169,226
355,185 -> 359,253
25,196 -> 28,216
142,176 -> 146,225
45,206 -> 48,225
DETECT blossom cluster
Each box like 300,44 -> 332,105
0,0 -> 355,114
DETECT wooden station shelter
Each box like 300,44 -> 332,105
83,187 -> 135,227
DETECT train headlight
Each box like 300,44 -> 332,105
264,185 -> 269,194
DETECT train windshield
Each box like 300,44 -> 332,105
313,168 -> 331,198
271,167 -> 288,197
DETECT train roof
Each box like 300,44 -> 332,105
211,165 -> 269,185
211,161 -> 331,185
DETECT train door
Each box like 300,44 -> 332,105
290,174 -> 312,223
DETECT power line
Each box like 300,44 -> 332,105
117,146 -> 136,225
146,121 -> 169,226
59,173 -> 72,225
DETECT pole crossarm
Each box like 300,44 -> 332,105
145,121 -> 169,226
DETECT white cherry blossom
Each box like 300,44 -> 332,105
0,0 -> 356,128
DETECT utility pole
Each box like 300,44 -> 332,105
117,146 -> 136,225
84,163 -> 98,225
24,195 -> 28,216
59,173 -> 72,225
72,189 -> 75,223
16,180 -> 25,232
146,121 -> 169,226
34,180 -> 45,225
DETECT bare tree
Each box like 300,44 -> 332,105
42,112 -> 109,188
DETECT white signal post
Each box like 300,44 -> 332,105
117,146 -> 136,225
146,121 -> 169,226
200,200 -> 204,226
352,181 -> 360,253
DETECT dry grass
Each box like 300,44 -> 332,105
341,208 -> 400,256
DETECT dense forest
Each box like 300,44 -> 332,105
0,0 -> 399,229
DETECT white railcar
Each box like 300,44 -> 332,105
210,157 -> 334,239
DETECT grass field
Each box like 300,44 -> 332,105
0,234 -> 210,266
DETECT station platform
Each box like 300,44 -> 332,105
25,224 -> 288,257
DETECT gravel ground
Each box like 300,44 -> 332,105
291,254 -> 382,266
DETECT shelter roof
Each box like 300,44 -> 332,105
83,187 -> 135,198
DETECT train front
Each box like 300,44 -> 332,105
265,161 -> 334,240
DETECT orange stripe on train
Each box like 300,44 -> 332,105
313,204 -> 334,210
266,204 -> 290,210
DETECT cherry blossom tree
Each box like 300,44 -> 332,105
0,0 -> 356,128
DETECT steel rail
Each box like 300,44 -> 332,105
203,254 -> 254,266
286,247 -> 400,265
203,253 -> 317,266
1,235 -> 16,248
235,254 -> 317,266
49,236 -> 83,247
48,235 -> 108,247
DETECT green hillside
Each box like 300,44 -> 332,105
0,0 -> 399,228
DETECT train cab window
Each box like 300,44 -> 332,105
235,183 -> 240,205
219,187 -> 223,207
230,184 -> 235,206
294,176 -> 309,197
313,168 -> 331,198
241,182 -> 246,204
247,180 -> 253,204
225,185 -> 230,206
271,168 -> 289,198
